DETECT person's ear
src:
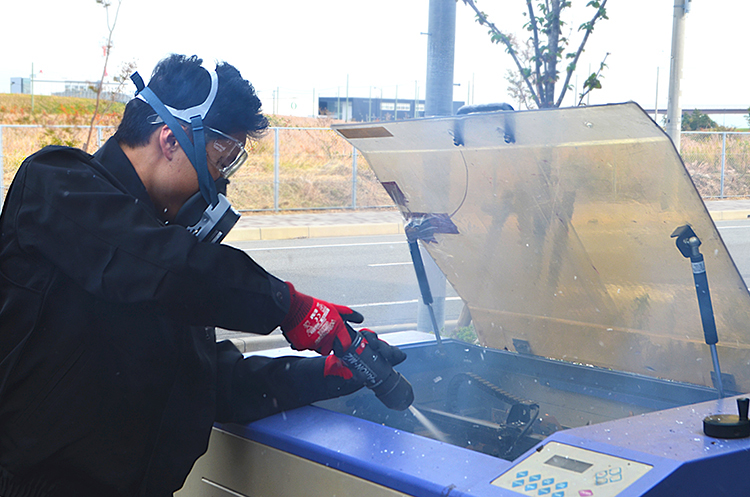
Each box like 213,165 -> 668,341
158,125 -> 180,161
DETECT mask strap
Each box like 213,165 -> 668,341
135,69 -> 219,122
130,69 -> 219,207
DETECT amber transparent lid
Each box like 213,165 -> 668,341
335,103 -> 750,392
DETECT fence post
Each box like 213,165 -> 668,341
351,146 -> 358,209
720,132 -> 726,198
97,126 -> 103,148
273,128 -> 280,212
0,126 -> 3,210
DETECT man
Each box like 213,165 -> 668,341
0,54 -> 404,496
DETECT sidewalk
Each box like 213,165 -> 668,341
224,200 -> 750,242
704,199 -> 750,221
224,209 -> 405,242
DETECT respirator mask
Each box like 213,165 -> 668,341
130,66 -> 244,243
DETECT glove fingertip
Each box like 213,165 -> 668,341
392,349 -> 407,366
345,310 -> 365,324
364,331 -> 407,366
360,329 -> 377,339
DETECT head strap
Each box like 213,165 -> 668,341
130,66 -> 219,206
134,69 -> 219,123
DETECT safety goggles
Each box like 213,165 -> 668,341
147,114 -> 250,178
204,127 -> 249,178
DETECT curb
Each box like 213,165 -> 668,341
224,221 -> 404,242
223,210 -> 748,242
707,210 -> 750,221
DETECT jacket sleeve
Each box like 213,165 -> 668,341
214,341 -> 364,424
8,148 -> 288,333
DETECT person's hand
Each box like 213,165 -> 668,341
323,329 -> 407,380
280,282 -> 364,355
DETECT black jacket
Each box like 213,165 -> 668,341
0,139 -> 360,496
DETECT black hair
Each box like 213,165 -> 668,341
114,54 -> 268,147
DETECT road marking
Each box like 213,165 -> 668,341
351,296 -> 462,308
242,241 -> 403,252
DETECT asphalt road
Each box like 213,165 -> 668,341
716,219 -> 750,286
229,234 -> 464,331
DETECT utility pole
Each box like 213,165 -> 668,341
666,0 -> 691,152
424,0 -> 456,117
345,75 -> 350,122
414,0 -> 456,335
654,67 -> 659,123
30,63 -> 35,114
414,81 -> 419,118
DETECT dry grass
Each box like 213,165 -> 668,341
226,126 -> 393,210
0,93 -> 124,126
681,133 -> 750,198
6,93 -> 746,209
0,94 -> 393,210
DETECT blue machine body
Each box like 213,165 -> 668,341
218,337 -> 750,496
181,104 -> 750,496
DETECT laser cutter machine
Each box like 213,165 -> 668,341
178,103 -> 750,496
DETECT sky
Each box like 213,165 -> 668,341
1,0 -> 747,126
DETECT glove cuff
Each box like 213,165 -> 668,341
280,282 -> 311,331
324,355 -> 354,380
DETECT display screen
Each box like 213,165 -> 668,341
544,455 -> 593,473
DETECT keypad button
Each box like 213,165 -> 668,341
555,482 -> 568,490
609,467 -> 622,475
539,488 -> 551,495
543,478 -> 555,486
517,471 -> 529,478
512,480 -> 524,488
530,474 -> 541,482
610,473 -> 623,483
526,483 -> 538,491
552,492 -> 565,497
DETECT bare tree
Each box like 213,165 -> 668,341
84,0 -> 123,152
100,60 -> 138,114
461,0 -> 609,108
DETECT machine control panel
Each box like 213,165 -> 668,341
491,442 -> 652,496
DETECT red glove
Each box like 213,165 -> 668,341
280,282 -> 364,355
324,355 -> 354,380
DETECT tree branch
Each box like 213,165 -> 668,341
544,0 -> 562,107
554,0 -> 608,107
461,0 -> 608,109
525,0 -> 544,105
577,52 -> 609,106
84,0 -> 122,152
461,0 -> 541,107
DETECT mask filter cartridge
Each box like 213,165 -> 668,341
174,177 -> 240,244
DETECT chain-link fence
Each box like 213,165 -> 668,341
229,127 -> 393,211
2,126 -> 749,210
682,132 -> 750,198
0,125 -> 394,211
